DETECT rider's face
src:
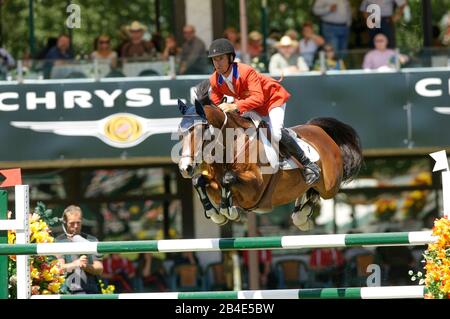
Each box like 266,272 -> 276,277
212,54 -> 231,75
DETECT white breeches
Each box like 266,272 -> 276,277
264,103 -> 286,142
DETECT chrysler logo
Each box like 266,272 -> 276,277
104,114 -> 143,144
11,113 -> 182,149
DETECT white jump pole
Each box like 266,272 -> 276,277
430,150 -> 450,219
15,185 -> 30,299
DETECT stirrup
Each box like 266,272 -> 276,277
303,163 -> 320,185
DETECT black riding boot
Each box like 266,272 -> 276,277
280,128 -> 320,185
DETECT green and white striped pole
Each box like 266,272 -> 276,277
0,231 -> 436,256
31,285 -> 425,299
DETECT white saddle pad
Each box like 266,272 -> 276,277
242,111 -> 320,171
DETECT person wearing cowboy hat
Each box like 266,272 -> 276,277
269,35 -> 309,76
207,38 -> 321,185
120,21 -> 155,59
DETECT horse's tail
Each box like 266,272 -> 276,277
307,117 -> 363,183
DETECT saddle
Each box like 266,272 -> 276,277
240,111 -> 319,171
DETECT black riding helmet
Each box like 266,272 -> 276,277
208,38 -> 236,61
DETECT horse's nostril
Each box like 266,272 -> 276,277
186,165 -> 194,175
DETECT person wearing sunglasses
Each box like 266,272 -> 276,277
91,35 -> 117,68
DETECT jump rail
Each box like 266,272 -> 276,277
0,231 -> 437,256
31,286 -> 425,299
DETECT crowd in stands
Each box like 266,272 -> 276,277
96,243 -> 421,293
1,2 -> 449,79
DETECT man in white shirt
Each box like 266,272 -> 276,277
360,0 -> 408,48
313,0 -> 352,58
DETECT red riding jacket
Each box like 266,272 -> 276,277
209,62 -> 291,116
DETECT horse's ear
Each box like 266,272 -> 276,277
178,99 -> 188,115
195,99 -> 206,119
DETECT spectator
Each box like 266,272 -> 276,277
91,35 -> 117,68
362,33 -> 408,70
173,251 -> 199,266
179,25 -> 207,75
313,0 -> 352,58
55,205 -> 103,294
171,251 -> 202,290
43,34 -> 74,79
309,248 -> 345,287
44,34 -> 74,61
247,31 -> 264,60
0,47 -> 15,79
37,37 -> 57,60
314,43 -> 346,71
102,253 -> 136,293
439,11 -> 450,46
285,29 -> 300,42
120,21 -> 155,60
135,253 -> 167,292
360,0 -> 408,49
161,34 -> 180,62
223,27 -> 241,60
269,35 -> 309,76
299,22 -> 325,68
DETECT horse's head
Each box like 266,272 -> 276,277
177,99 -> 209,178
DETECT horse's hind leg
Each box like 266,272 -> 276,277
219,171 -> 241,221
193,174 -> 227,226
291,189 -> 320,231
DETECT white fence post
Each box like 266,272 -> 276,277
430,150 -> 450,219
14,185 -> 30,299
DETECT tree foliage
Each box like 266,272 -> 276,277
1,0 -> 449,59
1,0 -> 174,58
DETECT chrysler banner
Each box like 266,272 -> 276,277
0,69 -> 449,162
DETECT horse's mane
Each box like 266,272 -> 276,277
195,80 -> 213,106
195,80 -> 254,129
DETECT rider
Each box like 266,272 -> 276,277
207,38 -> 320,185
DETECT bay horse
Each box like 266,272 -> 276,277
177,81 -> 363,231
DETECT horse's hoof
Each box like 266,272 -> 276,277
228,206 -> 241,221
296,220 -> 314,232
210,213 -> 228,226
291,211 -> 308,226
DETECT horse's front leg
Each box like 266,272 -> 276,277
192,174 -> 228,226
219,171 -> 241,221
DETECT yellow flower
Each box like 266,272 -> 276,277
42,270 -> 54,282
48,282 -> 61,294
9,206 -> 65,296
413,172 -> 432,185
129,205 -> 140,215
8,230 -> 16,244
31,268 -> 40,280
420,217 -> 450,299
50,265 -> 60,276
